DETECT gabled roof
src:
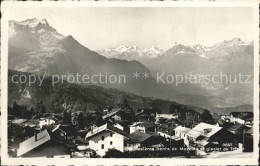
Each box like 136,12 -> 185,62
227,123 -> 243,131
157,125 -> 176,135
23,119 -> 40,128
17,130 -> 51,157
102,108 -> 121,119
129,130 -> 152,143
85,124 -> 128,139
130,122 -> 155,129
135,109 -> 156,116
174,126 -> 191,133
194,139 -> 209,146
187,122 -> 222,138
11,119 -> 28,125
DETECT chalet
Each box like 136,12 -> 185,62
220,114 -> 231,122
135,109 -> 157,122
155,113 -> 178,123
129,122 -> 156,134
125,130 -> 163,151
174,126 -> 191,139
156,124 -> 180,141
226,123 -> 249,135
102,108 -> 133,124
85,123 -> 128,156
39,117 -> 56,128
10,119 -> 28,126
23,119 -> 40,129
185,123 -> 236,153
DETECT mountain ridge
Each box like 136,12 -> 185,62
8,18 -> 254,108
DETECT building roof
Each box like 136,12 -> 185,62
187,122 -> 222,138
102,108 -> 121,119
17,130 -> 51,157
227,123 -> 243,131
245,128 -> 253,135
194,139 -> 209,146
174,126 -> 191,133
157,125 -> 177,136
23,119 -> 40,128
130,122 -> 155,129
85,123 -> 128,139
186,130 -> 202,138
135,109 -> 156,116
11,119 -> 28,125
171,135 -> 182,141
129,130 -> 152,143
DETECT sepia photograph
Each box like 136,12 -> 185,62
1,1 -> 259,165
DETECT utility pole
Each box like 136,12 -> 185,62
242,126 -> 245,152
170,131 -> 172,157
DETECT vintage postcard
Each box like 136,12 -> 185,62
1,1 -> 259,165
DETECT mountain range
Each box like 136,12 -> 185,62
8,18 -> 189,106
8,18 -> 254,109
96,46 -> 163,63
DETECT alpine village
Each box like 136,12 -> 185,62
8,96 -> 253,158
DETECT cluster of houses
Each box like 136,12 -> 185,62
8,107 -> 254,158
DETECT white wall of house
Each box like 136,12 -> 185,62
88,130 -> 125,156
114,124 -> 124,130
129,126 -> 146,134
39,119 -> 55,128
175,131 -> 186,139
157,131 -> 171,139
233,118 -> 245,124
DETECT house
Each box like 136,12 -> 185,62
85,123 -> 128,156
125,130 -> 163,151
23,119 -> 40,129
157,124 -> 177,140
155,113 -> 178,123
230,112 -> 253,126
129,122 -> 156,134
185,123 -> 236,153
226,123 -> 248,135
17,130 -> 51,157
39,117 -> 56,128
135,109 -> 157,122
220,114 -> 231,122
225,124 -> 253,152
10,119 -> 28,126
174,126 -> 191,139
102,108 -> 133,124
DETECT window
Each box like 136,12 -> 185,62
101,136 -> 104,140
101,144 -> 104,149
110,141 -> 113,145
110,133 -> 113,137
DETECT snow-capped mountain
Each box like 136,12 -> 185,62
145,38 -> 253,106
9,18 -> 190,108
97,38 -> 252,63
8,18 -> 254,108
9,18 -> 64,47
96,45 -> 164,62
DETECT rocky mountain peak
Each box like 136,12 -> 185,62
9,18 -> 64,46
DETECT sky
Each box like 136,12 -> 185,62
8,7 -> 254,50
